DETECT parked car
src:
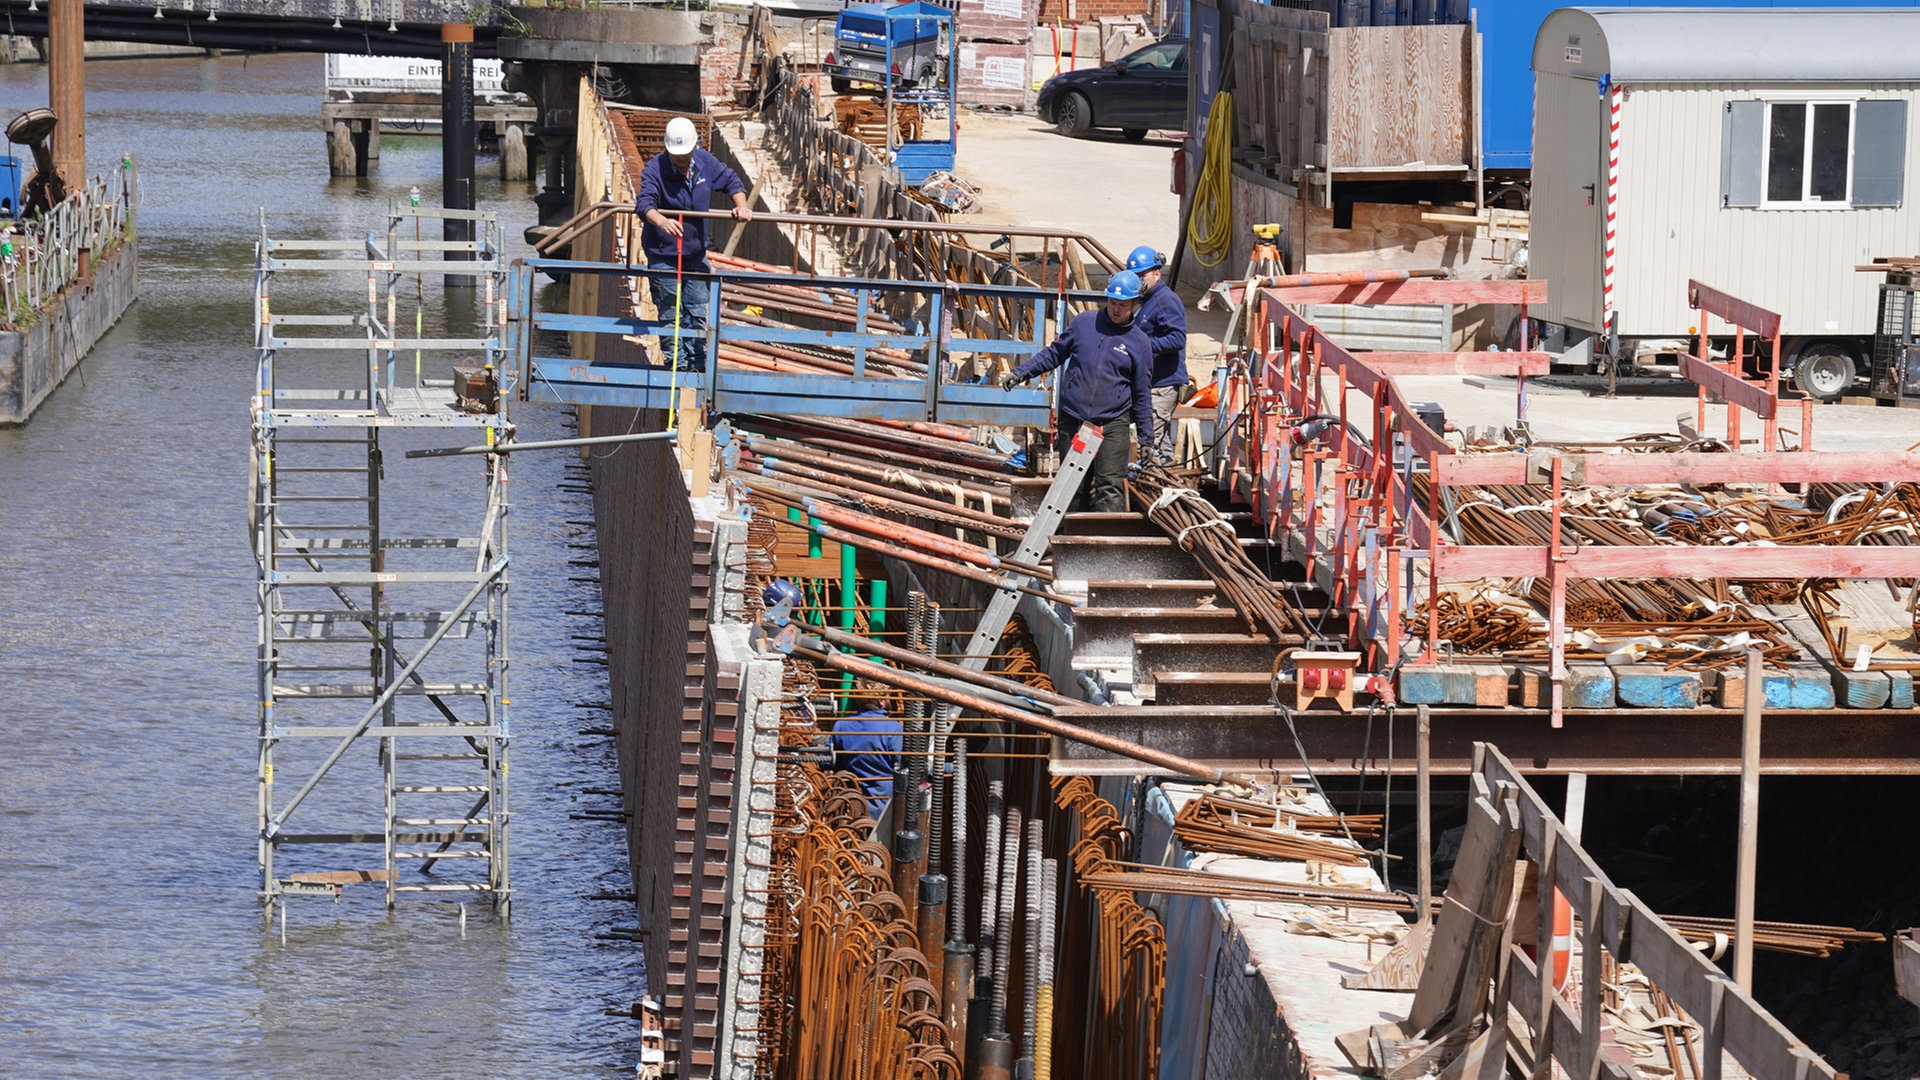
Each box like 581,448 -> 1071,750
1036,36 -> 1188,141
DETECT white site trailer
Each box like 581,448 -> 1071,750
1529,8 -> 1920,400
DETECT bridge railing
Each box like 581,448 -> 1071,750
503,257 -> 1075,426
0,157 -> 138,329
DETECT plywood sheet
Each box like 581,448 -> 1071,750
1327,24 -> 1470,171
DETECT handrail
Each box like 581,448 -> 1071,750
1476,743 -> 1835,1080
0,157 -> 138,328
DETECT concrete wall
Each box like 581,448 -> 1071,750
0,237 -> 137,426
590,411 -> 745,1075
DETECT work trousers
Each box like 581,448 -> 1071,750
1056,415 -> 1134,513
647,257 -> 711,373
1150,384 -> 1181,465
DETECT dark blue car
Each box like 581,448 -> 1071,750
1036,36 -> 1188,141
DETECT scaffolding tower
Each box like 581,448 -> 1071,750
252,204 -> 514,915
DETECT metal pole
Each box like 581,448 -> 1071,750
441,23 -> 476,289
1734,644 -> 1763,991
48,0 -> 83,185
1416,704 -> 1432,926
407,429 -> 677,458
792,643 -> 1226,782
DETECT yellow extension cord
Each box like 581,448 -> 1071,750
1186,91 -> 1235,269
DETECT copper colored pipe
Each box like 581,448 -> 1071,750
1261,267 -> 1451,289
803,523 -> 1077,606
809,624 -> 1080,709
792,644 -> 1226,783
800,497 -> 1004,567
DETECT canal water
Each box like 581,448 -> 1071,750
0,54 -> 644,1074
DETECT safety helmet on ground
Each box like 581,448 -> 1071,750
663,116 -> 699,155
1105,270 -> 1143,302
761,578 -> 803,618
1125,245 -> 1163,273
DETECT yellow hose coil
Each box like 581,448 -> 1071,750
1186,91 -> 1235,269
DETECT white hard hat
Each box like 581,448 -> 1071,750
663,116 -> 699,155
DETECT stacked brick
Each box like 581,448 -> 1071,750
953,0 -> 1039,109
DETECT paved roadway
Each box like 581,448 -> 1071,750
950,111 -> 1919,452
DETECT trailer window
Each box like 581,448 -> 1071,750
1725,98 -> 1905,209
1762,102 -> 1853,206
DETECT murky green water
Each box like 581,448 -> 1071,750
0,52 -> 642,1076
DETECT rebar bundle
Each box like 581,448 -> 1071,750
1052,777 -> 1165,1080
1128,466 -> 1311,639
1172,793 -> 1381,866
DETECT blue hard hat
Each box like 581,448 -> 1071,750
761,578 -> 802,610
1106,270 -> 1143,302
1125,245 -> 1163,273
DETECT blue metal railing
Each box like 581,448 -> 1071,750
504,258 -> 1110,427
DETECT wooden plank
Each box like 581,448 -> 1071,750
1775,610 -> 1891,710
1564,663 -> 1616,710
1895,934 -> 1920,1017
1680,354 -> 1776,420
1622,906 -> 1837,1080
1612,663 -> 1704,709
1505,947 -> 1634,1080
1409,790 -> 1522,1032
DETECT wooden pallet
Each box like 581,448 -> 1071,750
833,96 -> 919,152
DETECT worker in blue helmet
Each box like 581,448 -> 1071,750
999,269 -> 1154,511
1126,245 -> 1188,466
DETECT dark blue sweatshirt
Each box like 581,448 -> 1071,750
1137,281 -> 1188,388
1011,309 -> 1155,445
832,710 -> 902,816
633,147 -> 745,265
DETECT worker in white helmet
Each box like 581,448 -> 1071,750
634,115 -> 754,373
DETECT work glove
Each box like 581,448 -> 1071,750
997,370 -> 1025,391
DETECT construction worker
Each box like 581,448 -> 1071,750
1127,245 -> 1188,466
1000,270 -> 1154,512
831,678 -> 903,821
633,115 -> 753,374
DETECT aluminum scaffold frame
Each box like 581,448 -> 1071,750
252,203 -> 516,916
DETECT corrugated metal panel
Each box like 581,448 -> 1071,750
1529,71 -> 1604,331
1612,83 -> 1920,339
1299,302 -> 1452,350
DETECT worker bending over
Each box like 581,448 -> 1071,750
1001,270 -> 1155,511
831,678 -> 903,822
1126,245 -> 1188,465
633,116 -> 753,374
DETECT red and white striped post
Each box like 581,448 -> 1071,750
1602,79 -> 1623,355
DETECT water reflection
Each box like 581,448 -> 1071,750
0,52 -> 639,1074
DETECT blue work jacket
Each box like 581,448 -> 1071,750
1138,281 -> 1188,388
1010,309 -> 1155,445
633,148 -> 745,265
832,711 -> 902,817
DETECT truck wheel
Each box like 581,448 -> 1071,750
830,75 -> 852,95
1122,128 -> 1149,142
1796,344 -> 1856,403
1054,91 -> 1092,138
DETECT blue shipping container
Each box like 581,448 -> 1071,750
1477,0 -> 1920,170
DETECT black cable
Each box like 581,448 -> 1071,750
1276,701 -> 1359,851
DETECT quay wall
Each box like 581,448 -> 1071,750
0,237 -> 137,426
